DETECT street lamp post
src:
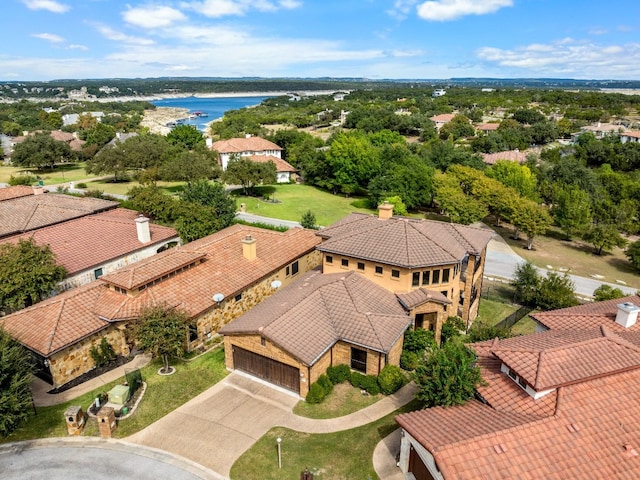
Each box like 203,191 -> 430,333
277,437 -> 282,469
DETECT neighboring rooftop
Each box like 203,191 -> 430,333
0,190 -> 118,238
317,213 -> 493,268
0,185 -> 34,201
481,149 -> 528,165
211,136 -> 282,154
247,154 -> 297,173
220,269 -> 411,365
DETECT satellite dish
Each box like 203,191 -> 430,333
212,293 -> 224,304
271,280 -> 282,289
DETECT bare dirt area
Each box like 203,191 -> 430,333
140,107 -> 190,135
262,123 -> 336,141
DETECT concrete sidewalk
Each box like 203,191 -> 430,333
31,353 -> 152,407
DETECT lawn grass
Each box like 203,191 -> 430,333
475,298 -> 520,326
292,383 -> 382,420
85,178 -> 185,196
493,223 -> 640,289
1,348 -> 227,443
232,184 -> 374,227
0,163 -> 91,185
231,399 -> 421,480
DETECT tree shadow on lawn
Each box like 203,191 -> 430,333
606,256 -> 638,277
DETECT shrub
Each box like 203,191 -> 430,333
467,321 -> 511,343
350,198 -> 374,209
305,381 -> 327,404
403,328 -> 436,353
327,364 -> 351,384
76,182 -> 87,189
362,375 -> 381,395
8,174 -> 37,186
350,371 -> 367,389
440,316 -> 466,344
378,365 -> 406,395
317,374 -> 333,394
90,338 -> 116,367
400,350 -> 419,371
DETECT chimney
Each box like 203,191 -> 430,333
33,185 -> 45,195
245,133 -> 251,139
135,216 -> 151,243
206,137 -> 213,148
615,302 -> 640,328
378,201 -> 394,220
242,235 -> 257,261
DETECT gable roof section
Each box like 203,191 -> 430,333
430,113 -> 455,123
1,209 -> 178,275
532,294 -> 640,331
0,185 -> 34,201
481,149 -> 528,165
396,288 -> 451,309
211,136 -> 282,154
0,193 -> 118,238
317,213 -> 493,268
220,270 -> 411,365
247,155 -> 297,173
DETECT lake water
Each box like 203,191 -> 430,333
152,96 -> 272,131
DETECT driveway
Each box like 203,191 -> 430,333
127,373 -> 299,478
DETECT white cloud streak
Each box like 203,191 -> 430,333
32,32 -> 65,43
417,0 -> 512,21
93,24 -> 156,46
181,0 -> 301,18
123,5 -> 188,28
22,0 -> 70,13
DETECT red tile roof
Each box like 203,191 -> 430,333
220,269 -> 411,365
247,155 -> 297,173
0,209 -> 178,275
211,136 -> 282,154
430,113 -> 456,123
1,224 -> 320,357
481,149 -> 528,165
622,131 -> 640,139
0,192 -> 118,238
396,325 -> 640,479
475,123 -> 500,131
318,214 -> 493,268
0,186 -> 34,201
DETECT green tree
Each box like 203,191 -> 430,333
222,156 -> 277,195
174,203 -> 223,243
159,148 -> 220,183
552,186 -> 592,240
325,131 -> 381,194
0,329 -> 34,437
581,223 -> 627,256
180,179 -> 236,229
438,114 -> 475,140
126,185 -> 181,224
537,272 -> 579,310
510,199 -> 552,250
300,210 -> 317,229
440,316 -> 466,344
626,240 -> 640,272
82,123 -> 116,147
467,321 -> 511,343
0,239 -> 67,313
130,305 -> 190,373
383,195 -> 408,216
166,125 -> 205,150
485,160 -> 538,200
593,284 -> 626,302
414,341 -> 484,408
11,133 -> 74,170
512,261 -> 541,307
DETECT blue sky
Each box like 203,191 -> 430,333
3,0 -> 640,81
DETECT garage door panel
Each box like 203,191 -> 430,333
232,346 -> 300,394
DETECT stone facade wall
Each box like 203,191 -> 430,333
410,302 -> 446,344
332,341 -> 385,377
49,325 -> 127,388
58,238 -> 180,291
387,333 -> 404,366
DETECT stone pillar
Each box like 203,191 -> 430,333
399,431 -> 411,474
97,407 -> 117,438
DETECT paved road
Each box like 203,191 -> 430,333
235,211 -> 301,229
0,438 -> 222,480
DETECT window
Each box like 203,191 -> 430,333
189,324 -> 198,342
442,268 -> 450,283
391,269 -> 400,279
412,272 -> 420,287
508,369 -> 517,380
441,290 -> 448,299
235,293 -> 242,302
326,255 -> 333,264
432,269 -> 441,285
357,262 -> 365,271
94,268 -> 103,279
518,377 -> 527,389
422,271 -> 430,286
375,265 -> 383,275
291,260 -> 299,276
351,347 -> 367,373
260,337 -> 266,346
341,258 -> 349,267
286,266 -> 290,276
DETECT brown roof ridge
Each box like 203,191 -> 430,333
45,299 -> 66,355
20,202 -> 39,232
600,324 -> 640,354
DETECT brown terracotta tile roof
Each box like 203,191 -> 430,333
211,136 -> 282,154
0,209 -> 178,275
396,288 -> 451,309
220,269 -> 412,365
481,149 -> 528,165
622,130 -> 640,139
397,326 -> 640,479
317,214 -> 493,268
0,186 -> 34,201
247,155 -> 297,173
0,192 -> 118,238
430,113 -> 456,123
532,294 -> 640,331
475,123 -> 500,131
1,224 -> 320,356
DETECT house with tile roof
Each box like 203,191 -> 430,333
209,135 -> 296,182
429,113 -> 456,131
621,130 -> 640,144
480,148 -> 528,165
219,204 -> 493,396
0,208 -> 180,291
0,224 -> 321,388
0,187 -> 118,238
395,297 -> 640,480
474,122 -> 500,134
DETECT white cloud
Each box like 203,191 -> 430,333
123,5 -> 187,29
32,33 -> 65,43
589,28 -> 608,35
22,0 -> 70,13
476,39 -> 640,77
67,44 -> 89,51
93,24 -> 156,46
181,0 -> 301,18
387,0 -> 419,21
417,0 -> 512,21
